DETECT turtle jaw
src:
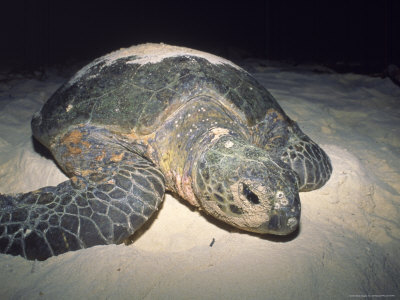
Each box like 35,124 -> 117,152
257,194 -> 301,235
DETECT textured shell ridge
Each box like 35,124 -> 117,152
33,43 -> 285,149
68,43 -> 244,87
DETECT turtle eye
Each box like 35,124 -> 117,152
242,183 -> 260,204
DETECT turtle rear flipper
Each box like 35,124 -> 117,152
0,151 -> 165,260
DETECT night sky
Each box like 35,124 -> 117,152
1,0 -> 399,74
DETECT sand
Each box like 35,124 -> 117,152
0,59 -> 399,299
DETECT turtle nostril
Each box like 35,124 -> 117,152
242,183 -> 260,204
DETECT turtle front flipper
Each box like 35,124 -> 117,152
279,122 -> 332,192
0,151 -> 165,260
254,111 -> 332,192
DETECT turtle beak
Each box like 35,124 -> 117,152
258,194 -> 301,235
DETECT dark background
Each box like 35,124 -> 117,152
1,0 -> 399,74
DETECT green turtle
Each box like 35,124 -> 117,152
0,43 -> 332,260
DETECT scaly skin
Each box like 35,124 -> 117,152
193,132 -> 301,235
148,96 -> 302,234
252,108 -> 332,191
0,127 -> 165,260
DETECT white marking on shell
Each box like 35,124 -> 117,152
225,141 -> 234,148
121,43 -> 243,68
66,104 -> 73,112
67,43 -> 244,86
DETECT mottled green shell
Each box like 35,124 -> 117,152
32,46 -> 285,145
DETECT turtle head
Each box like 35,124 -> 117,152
193,134 -> 301,235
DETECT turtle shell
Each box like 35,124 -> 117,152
32,43 -> 286,145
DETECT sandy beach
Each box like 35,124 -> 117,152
1,58 -> 399,299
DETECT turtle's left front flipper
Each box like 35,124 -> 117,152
254,113 -> 332,192
0,153 -> 165,260
278,122 -> 332,192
